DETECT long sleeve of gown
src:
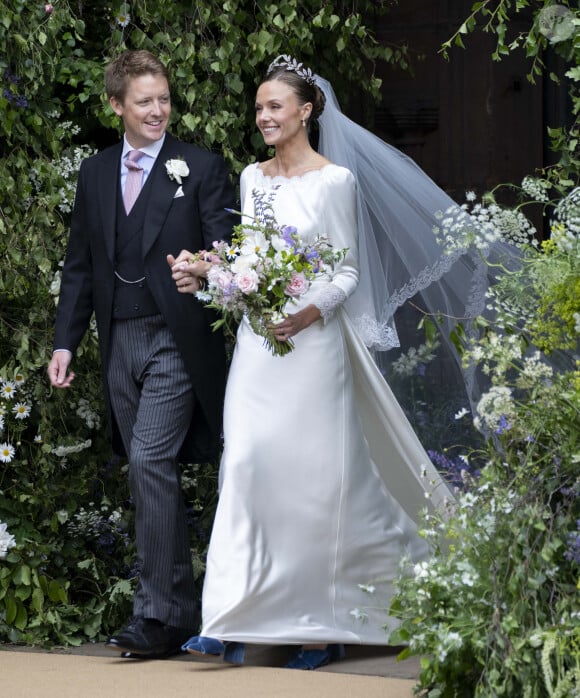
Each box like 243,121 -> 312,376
311,168 -> 359,322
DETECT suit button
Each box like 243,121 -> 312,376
138,283 -> 144,288
133,305 -> 140,311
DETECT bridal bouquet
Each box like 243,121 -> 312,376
194,189 -> 347,356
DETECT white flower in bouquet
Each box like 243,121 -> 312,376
230,253 -> 257,275
193,189 -> 347,356
240,230 -> 270,257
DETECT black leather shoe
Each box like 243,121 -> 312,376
105,616 -> 195,657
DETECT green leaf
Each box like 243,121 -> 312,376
14,602 -> 28,630
182,112 -> 200,132
48,580 -> 67,604
5,596 -> 17,625
31,587 -> 44,614
13,564 -> 31,586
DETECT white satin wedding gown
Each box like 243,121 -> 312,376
200,162 -> 452,645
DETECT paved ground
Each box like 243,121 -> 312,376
2,642 -> 422,697
3,640 -> 421,680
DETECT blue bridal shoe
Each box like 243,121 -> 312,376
285,644 -> 345,670
181,635 -> 246,665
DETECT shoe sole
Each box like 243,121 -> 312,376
106,644 -> 181,660
185,648 -> 243,665
185,648 -> 222,659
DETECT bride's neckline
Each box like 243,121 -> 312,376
254,162 -> 335,183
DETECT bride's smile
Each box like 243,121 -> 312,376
255,80 -> 311,148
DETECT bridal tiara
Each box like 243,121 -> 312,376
266,55 -> 316,86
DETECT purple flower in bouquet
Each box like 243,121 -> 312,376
281,225 -> 298,247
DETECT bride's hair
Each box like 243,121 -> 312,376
263,56 -> 326,123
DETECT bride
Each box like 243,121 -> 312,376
170,55 -> 457,669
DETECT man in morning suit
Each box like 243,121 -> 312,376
47,50 -> 235,658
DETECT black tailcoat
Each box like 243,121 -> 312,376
54,133 -> 235,461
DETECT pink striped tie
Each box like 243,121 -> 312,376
123,150 -> 144,214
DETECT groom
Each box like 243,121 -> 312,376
47,50 -> 235,658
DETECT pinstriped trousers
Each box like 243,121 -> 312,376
107,314 -> 198,629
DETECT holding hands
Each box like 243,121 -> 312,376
167,250 -> 212,294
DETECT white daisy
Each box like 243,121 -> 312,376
116,6 -> 130,27
12,402 -> 31,420
0,442 -> 15,463
1,381 -> 17,399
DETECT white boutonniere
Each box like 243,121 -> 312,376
165,157 -> 190,185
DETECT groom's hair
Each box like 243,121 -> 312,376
105,50 -> 170,103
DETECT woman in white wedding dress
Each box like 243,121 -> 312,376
174,56 -> 454,669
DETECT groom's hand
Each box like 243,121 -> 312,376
48,350 -> 75,388
167,252 -> 207,295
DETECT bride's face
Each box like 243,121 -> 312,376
255,80 -> 311,148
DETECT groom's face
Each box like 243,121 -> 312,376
110,73 -> 171,149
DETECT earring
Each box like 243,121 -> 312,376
301,119 -> 306,128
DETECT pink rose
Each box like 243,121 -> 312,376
45,3 -> 53,13
236,269 -> 260,295
208,266 -> 233,291
285,272 -> 309,297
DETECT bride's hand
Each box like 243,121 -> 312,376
270,305 -> 321,341
167,251 -> 213,295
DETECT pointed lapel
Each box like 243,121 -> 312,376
96,143 -> 123,264
142,134 -> 184,258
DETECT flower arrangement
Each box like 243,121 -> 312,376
389,182 -> 580,697
194,188 -> 347,356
